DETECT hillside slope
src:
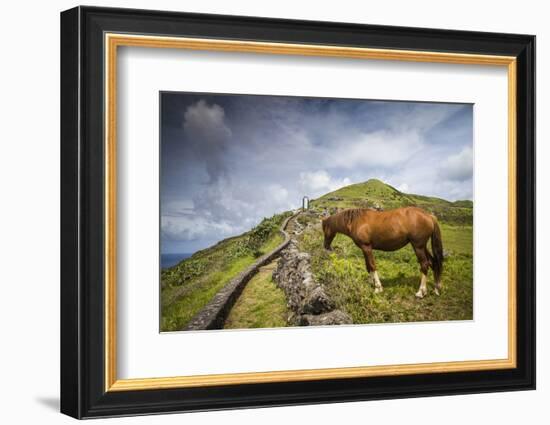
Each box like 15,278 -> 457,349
312,178 -> 472,225
160,212 -> 290,331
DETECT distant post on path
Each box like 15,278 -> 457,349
302,196 -> 309,211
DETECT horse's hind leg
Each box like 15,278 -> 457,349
412,244 -> 430,299
426,250 -> 434,270
425,249 -> 442,295
360,244 -> 383,294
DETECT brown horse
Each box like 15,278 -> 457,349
321,206 -> 443,298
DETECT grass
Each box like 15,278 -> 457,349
224,261 -> 289,329
160,213 -> 288,332
299,221 -> 473,324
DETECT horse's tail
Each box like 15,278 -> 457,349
431,217 -> 444,283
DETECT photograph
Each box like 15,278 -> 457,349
160,92 -> 474,332
58,4 -> 536,420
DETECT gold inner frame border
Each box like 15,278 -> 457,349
104,33 -> 517,392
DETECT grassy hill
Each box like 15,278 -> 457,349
311,178 -> 472,225
298,179 -> 473,324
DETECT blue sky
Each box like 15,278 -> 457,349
161,93 -> 473,254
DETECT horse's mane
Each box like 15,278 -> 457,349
337,208 -> 369,226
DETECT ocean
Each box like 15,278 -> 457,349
161,253 -> 192,269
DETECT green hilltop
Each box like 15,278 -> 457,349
311,178 -> 472,225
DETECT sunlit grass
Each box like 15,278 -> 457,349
299,223 -> 473,324
224,262 -> 289,330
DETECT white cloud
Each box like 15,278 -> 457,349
299,170 -> 351,197
327,130 -> 424,169
384,104 -> 459,134
161,214 -> 236,242
267,184 -> 290,204
162,179 -> 296,244
183,99 -> 231,141
183,100 -> 232,182
439,146 -> 473,181
397,183 -> 409,193
162,199 -> 195,216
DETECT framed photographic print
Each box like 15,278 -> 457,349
60,6 -> 535,419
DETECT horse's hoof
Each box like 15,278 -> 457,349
415,291 -> 425,299
434,288 -> 440,296
374,287 -> 383,294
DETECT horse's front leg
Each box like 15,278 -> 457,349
361,244 -> 383,294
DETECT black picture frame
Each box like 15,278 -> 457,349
61,5 -> 535,419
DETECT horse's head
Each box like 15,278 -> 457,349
321,217 -> 335,251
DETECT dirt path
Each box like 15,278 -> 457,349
184,211 -> 300,330
224,261 -> 289,329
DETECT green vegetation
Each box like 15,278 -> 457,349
299,223 -> 472,324
298,179 -> 473,324
311,178 -> 472,225
224,261 -> 289,329
160,212 -> 290,332
161,179 -> 473,331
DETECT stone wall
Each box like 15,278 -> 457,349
273,240 -> 352,326
184,213 -> 297,331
